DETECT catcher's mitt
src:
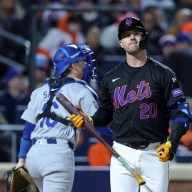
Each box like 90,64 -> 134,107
5,167 -> 37,192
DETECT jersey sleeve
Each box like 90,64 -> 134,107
76,87 -> 98,116
160,67 -> 185,106
160,67 -> 190,148
21,90 -> 38,124
92,77 -> 113,126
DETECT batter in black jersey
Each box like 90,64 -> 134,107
94,57 -> 184,144
71,17 -> 192,192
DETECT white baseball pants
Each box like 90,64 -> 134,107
110,141 -> 169,192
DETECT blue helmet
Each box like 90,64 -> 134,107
52,43 -> 98,82
78,44 -> 98,82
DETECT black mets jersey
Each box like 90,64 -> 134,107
92,57 -> 185,143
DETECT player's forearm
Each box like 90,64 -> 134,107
91,107 -> 113,127
18,121 -> 35,158
169,113 -> 189,145
18,138 -> 32,158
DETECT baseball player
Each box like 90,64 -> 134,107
70,17 -> 192,192
15,44 -> 99,192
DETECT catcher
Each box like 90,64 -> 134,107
14,44 -> 99,192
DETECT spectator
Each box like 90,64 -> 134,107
0,67 -> 29,124
143,5 -> 168,31
175,32 -> 191,50
159,34 -> 176,65
128,0 -> 141,8
37,12 -> 85,59
140,0 -> 175,10
0,0 -> 24,28
174,0 -> 192,8
85,26 -> 105,80
77,0 -> 102,34
142,6 -> 166,55
0,0 -> 26,64
168,8 -> 192,36
41,1 -> 67,28
0,67 -> 29,162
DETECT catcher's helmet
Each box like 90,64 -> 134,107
52,43 -> 98,82
118,17 -> 148,49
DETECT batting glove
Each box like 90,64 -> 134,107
70,114 -> 84,128
70,106 -> 93,129
156,141 -> 177,162
76,106 -> 89,120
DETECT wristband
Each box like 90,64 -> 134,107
18,138 -> 32,158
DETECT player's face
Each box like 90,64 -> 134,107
73,61 -> 86,79
119,30 -> 143,55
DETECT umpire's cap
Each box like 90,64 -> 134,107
118,17 -> 146,40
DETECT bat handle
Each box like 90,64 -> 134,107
132,169 -> 146,185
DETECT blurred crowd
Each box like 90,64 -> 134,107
0,0 -> 192,164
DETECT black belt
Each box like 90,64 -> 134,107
32,138 -> 74,149
118,140 -> 166,150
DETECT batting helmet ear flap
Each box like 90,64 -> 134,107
137,32 -> 148,49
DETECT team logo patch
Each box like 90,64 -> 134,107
126,18 -> 132,26
171,88 -> 183,97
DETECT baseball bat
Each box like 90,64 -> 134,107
56,93 -> 146,185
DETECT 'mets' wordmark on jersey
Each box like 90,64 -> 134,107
113,81 -> 152,110
96,57 -> 184,143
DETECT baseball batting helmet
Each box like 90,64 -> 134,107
118,17 -> 148,49
52,44 -> 98,82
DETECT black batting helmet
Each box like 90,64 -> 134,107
118,17 -> 148,49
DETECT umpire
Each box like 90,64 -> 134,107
70,17 -> 192,192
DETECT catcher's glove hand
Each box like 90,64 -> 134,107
5,167 -> 37,192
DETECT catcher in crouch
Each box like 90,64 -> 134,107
70,17 -> 192,192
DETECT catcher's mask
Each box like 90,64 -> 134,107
52,43 -> 98,83
118,17 -> 148,49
